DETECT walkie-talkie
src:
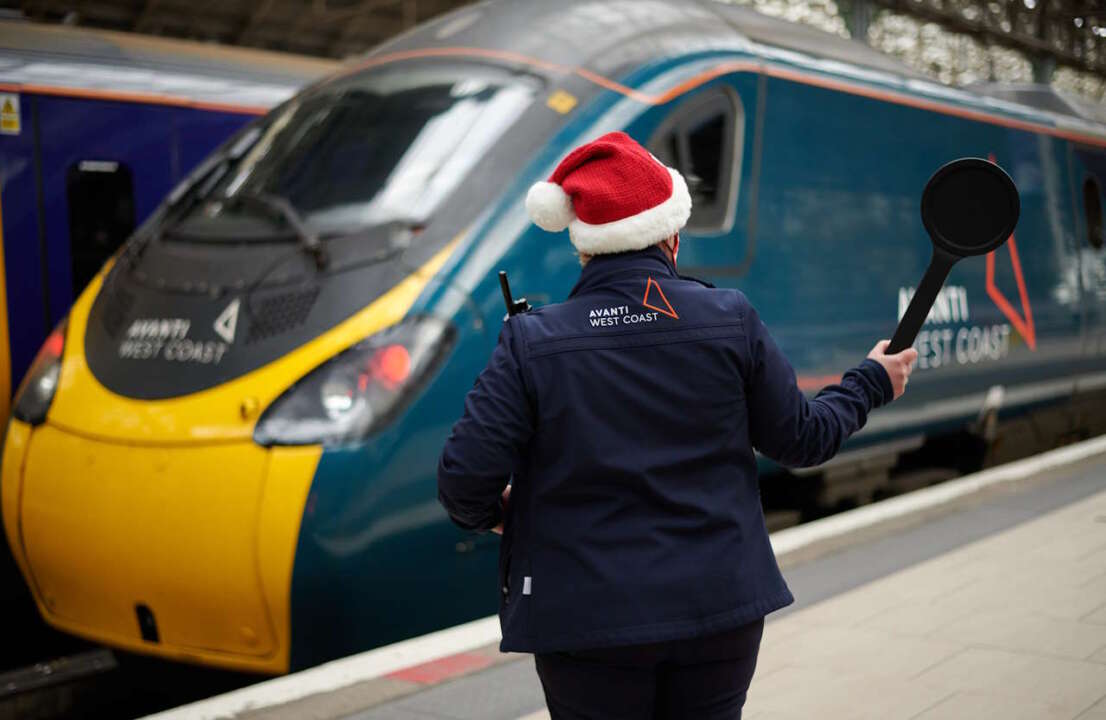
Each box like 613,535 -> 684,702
498,271 -> 531,319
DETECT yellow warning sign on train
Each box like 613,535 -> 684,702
0,94 -> 19,135
546,90 -> 578,115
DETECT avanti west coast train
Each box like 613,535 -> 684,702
4,0 -> 1106,674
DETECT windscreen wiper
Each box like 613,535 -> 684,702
223,190 -> 329,269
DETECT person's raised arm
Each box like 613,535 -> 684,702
743,302 -> 916,468
438,318 -> 534,533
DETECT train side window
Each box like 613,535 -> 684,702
67,161 -> 135,297
1085,176 -> 1104,250
647,86 -> 743,233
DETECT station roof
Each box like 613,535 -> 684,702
7,0 -> 476,59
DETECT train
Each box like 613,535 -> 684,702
3,0 -> 1105,675
0,21 -> 334,666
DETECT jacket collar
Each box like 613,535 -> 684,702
568,246 -> 677,298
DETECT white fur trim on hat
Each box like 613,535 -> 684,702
525,181 -> 574,232
568,168 -> 692,255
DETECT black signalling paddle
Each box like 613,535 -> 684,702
888,158 -> 1020,354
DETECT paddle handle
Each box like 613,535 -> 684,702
888,252 -> 956,354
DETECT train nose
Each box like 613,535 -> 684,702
3,236 -> 459,673
9,422 -> 317,673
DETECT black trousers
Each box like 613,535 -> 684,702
534,618 -> 764,720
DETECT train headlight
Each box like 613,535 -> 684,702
13,319 -> 67,426
253,316 -> 455,446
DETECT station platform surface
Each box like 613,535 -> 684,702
151,437 -> 1106,720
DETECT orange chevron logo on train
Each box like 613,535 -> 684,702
985,153 -> 1036,351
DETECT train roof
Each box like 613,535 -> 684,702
0,21 -> 338,112
706,1 -> 928,79
361,0 -> 1105,143
368,0 -> 926,82
969,82 -> 1106,124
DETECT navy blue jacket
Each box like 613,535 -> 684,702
438,247 -> 892,653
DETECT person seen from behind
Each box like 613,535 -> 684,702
438,131 -> 917,719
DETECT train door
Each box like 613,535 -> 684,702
66,161 -> 135,299
1074,149 -> 1106,358
643,72 -> 761,284
34,96 -> 176,332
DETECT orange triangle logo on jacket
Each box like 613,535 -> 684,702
642,277 -> 679,320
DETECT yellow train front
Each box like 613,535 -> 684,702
1,238 -> 469,673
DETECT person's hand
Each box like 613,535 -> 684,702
491,484 -> 512,535
867,340 -> 918,400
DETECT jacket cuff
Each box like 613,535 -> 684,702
437,487 -> 504,533
857,358 -> 894,407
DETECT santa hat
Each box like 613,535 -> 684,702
525,131 -> 691,255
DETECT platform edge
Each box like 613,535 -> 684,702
770,433 -> 1106,562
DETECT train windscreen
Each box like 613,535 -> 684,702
169,63 -> 537,239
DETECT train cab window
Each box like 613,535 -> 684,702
67,160 -> 135,297
648,87 -> 743,233
1085,176 -> 1104,250
170,63 -> 537,240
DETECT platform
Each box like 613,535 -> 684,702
149,435 -> 1106,720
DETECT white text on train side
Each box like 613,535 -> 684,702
118,338 -> 229,364
896,287 -> 1014,369
913,324 -> 1012,370
125,318 -> 191,340
898,285 -> 969,325
119,317 -> 228,365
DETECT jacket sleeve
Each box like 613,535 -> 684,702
437,318 -> 535,532
742,301 -> 894,469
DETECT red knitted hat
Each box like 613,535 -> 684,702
525,131 -> 691,255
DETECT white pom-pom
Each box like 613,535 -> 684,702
525,181 -> 574,232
